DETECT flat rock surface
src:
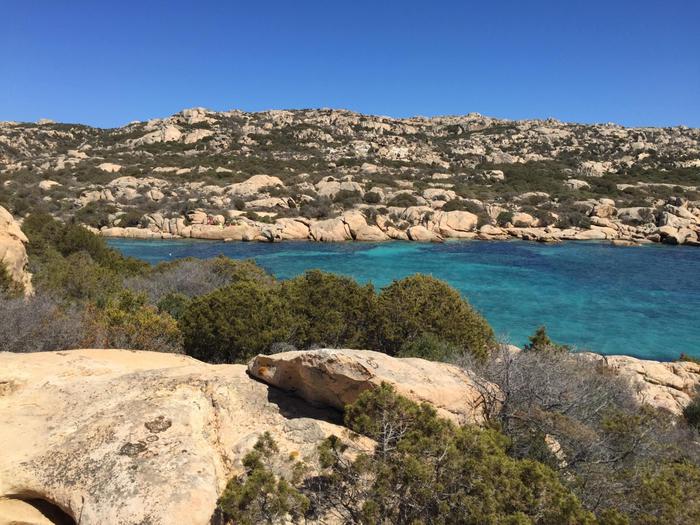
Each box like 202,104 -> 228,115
0,349 -> 349,525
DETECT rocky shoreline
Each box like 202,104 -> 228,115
93,195 -> 700,246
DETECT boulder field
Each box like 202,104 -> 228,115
0,348 -> 698,525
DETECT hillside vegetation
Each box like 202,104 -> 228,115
1,108 -> 699,245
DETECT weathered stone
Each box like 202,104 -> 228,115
0,349 -> 354,525
407,225 -> 443,242
0,206 -> 32,294
248,349 -> 498,425
309,218 -> 352,242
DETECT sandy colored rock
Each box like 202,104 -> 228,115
602,355 -> 700,415
274,218 -> 311,240
0,206 -> 32,294
0,497 -> 56,525
226,174 -> 284,197
38,180 -> 61,191
248,349 -> 497,425
309,218 -> 352,242
435,210 -> 478,237
0,349 -> 352,525
97,162 -> 121,173
407,224 -> 443,242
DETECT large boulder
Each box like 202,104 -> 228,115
0,206 -> 32,294
435,210 -> 478,237
0,349 -> 353,525
226,174 -> 284,198
407,225 -> 443,242
584,354 -> 700,416
309,218 -> 353,242
274,218 -> 311,240
248,349 -> 497,425
341,211 -> 389,241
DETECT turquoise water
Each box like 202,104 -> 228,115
108,239 -> 700,361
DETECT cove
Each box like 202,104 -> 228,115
108,239 -> 700,361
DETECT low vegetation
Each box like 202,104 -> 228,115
2,217 -> 699,523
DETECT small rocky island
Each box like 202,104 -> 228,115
1,108 -> 699,245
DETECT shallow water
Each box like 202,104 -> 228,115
108,238 -> 700,361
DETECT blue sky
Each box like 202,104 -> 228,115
1,0 -> 698,128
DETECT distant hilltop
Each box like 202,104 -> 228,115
0,107 -> 699,246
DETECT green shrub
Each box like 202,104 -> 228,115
74,201 -> 116,229
317,383 -> 593,524
523,326 -> 570,352
218,432 -> 308,525
300,197 -> 333,219
86,290 -> 183,353
156,292 -> 190,320
684,395 -> 700,431
0,265 -> 23,298
119,209 -> 145,227
280,270 -> 376,349
363,191 -> 382,204
332,189 -> 363,208
556,210 -> 591,229
375,274 -> 494,360
496,210 -> 513,226
179,280 -> 293,363
387,193 -> 418,207
397,333 -> 461,362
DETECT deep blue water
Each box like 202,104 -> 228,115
108,239 -> 700,361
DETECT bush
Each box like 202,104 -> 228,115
684,394 -> 700,431
36,251 -> 123,302
363,191 -> 382,204
496,210 -> 513,226
556,210 -> 591,229
397,333 -> 461,362
0,293 -> 87,352
179,280 -> 293,363
387,193 -> 418,208
23,212 -> 147,276
126,256 -> 273,303
217,432 -> 308,525
523,326 -> 569,352
300,197 -> 333,219
314,383 -> 593,524
280,270 -> 377,349
375,274 -> 495,360
85,290 -> 183,354
74,201 -> 116,229
119,209 -> 145,227
441,199 -> 482,214
0,265 -> 24,298
332,189 -> 362,208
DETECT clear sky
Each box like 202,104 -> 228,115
1,0 -> 698,128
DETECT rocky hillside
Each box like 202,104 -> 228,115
1,348 -> 698,524
1,108 -> 700,245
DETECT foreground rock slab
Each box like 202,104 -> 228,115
0,349 -> 351,525
248,348 -> 496,424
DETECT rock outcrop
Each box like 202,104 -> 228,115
604,355 -> 700,415
0,205 -> 32,294
0,349 -> 352,525
248,349 -> 496,425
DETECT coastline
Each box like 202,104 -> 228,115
94,208 -> 699,247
